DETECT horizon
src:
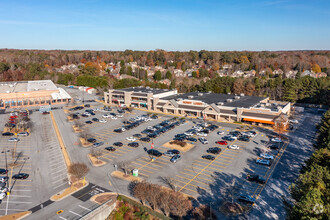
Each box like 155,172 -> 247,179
1,0 -> 330,51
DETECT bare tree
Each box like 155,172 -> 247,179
133,181 -> 149,205
79,128 -> 90,142
118,161 -> 131,176
158,190 -> 173,217
159,176 -> 178,192
192,204 -> 217,220
169,191 -> 192,218
145,184 -> 160,210
74,120 -> 83,131
68,163 -> 89,181
90,148 -> 103,162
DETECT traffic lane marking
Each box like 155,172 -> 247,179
176,175 -> 210,186
179,171 -> 213,182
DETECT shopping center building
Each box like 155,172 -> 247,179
104,87 -> 291,125
0,80 -> 72,109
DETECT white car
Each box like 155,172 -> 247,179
260,153 -> 274,160
197,132 -> 207,137
126,137 -> 136,142
147,126 -> 153,130
228,145 -> 239,150
99,119 -> 107,123
217,131 -> 224,135
199,137 -> 208,144
228,135 -> 237,140
17,132 -> 29,136
111,116 -> 117,120
8,138 -> 20,142
84,112 -> 91,116
0,192 -> 6,200
117,114 -> 123,118
184,132 -> 194,136
0,187 -> 8,193
271,138 -> 282,143
103,114 -> 111,118
93,108 -> 100,111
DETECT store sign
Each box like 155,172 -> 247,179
194,102 -> 202,105
183,101 -> 192,104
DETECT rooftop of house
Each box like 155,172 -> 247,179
161,92 -> 267,108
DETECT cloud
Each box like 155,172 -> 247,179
262,0 -> 291,6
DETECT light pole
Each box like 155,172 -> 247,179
1,150 -> 10,181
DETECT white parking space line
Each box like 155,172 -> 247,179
9,195 -> 32,197
11,189 -> 32,192
69,210 -> 82,217
1,201 -> 32,204
52,168 -> 67,174
58,216 -> 67,220
53,181 -> 68,189
78,205 -> 92,211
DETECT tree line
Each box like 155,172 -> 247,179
288,110 -> 330,219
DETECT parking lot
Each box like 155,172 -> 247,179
63,103 -> 288,205
0,110 -> 68,216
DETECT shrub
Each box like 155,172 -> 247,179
169,140 -> 187,147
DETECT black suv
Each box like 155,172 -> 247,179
140,137 -> 151,142
113,142 -> 123,147
246,174 -> 266,184
147,149 -> 162,157
87,138 -> 97,143
114,128 -> 123,133
128,142 -> 139,148
2,132 -> 14,136
207,147 -> 221,154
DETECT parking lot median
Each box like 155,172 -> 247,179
87,154 -> 107,167
163,141 -> 195,152
111,171 -> 142,182
0,211 -> 31,220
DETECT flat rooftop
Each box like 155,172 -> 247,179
116,87 -> 173,95
162,92 -> 266,108
0,80 -> 58,94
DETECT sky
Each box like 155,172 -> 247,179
0,0 -> 329,51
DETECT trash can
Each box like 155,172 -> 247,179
132,169 -> 138,177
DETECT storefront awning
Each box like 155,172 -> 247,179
243,118 -> 274,125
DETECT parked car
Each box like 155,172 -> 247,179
207,147 -> 221,154
113,142 -> 123,147
84,104 -> 90,107
238,194 -> 256,204
111,116 -> 117,120
268,144 -> 280,150
202,155 -> 215,160
126,137 -> 136,142
228,145 -> 239,150
271,138 -> 282,143
0,176 -> 8,183
238,136 -> 250,142
216,141 -> 228,145
99,119 -> 107,123
133,134 -> 142,138
163,149 -> 180,156
187,137 -> 197,142
0,169 -> 8,175
147,149 -> 162,157
246,174 -> 266,184
140,137 -> 151,142
93,142 -> 104,147
197,132 -> 208,137
2,132 -> 14,136
103,114 -> 111,118
85,121 -> 93,124
8,138 -> 20,142
114,128 -> 123,133
259,153 -> 274,160
217,131 -> 224,135
128,142 -> 139,148
170,154 -> 182,163
256,159 -> 271,166
0,192 -> 6,200
92,118 -> 99,122
12,173 -> 29,179
105,146 -> 116,151
0,187 -> 8,193
87,138 -> 97,143
199,137 -> 208,144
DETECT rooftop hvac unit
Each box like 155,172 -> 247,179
240,93 -> 245,96
260,103 -> 265,107
226,99 -> 233,103
138,91 -> 142,93
266,103 -> 271,106
148,91 -> 152,93
35,88 -> 39,91
177,98 -> 183,101
208,91 -> 212,94
227,93 -> 231,95
234,96 -> 240,99
6,91 -> 10,93
188,95 -> 194,99
217,102 -> 224,105
9,85 -> 13,88
150,88 -> 153,90
164,89 -> 168,91
277,106 -> 282,110
198,93 -> 203,96
146,86 -> 150,89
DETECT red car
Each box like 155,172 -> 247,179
216,141 -> 228,145
10,115 -> 18,119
